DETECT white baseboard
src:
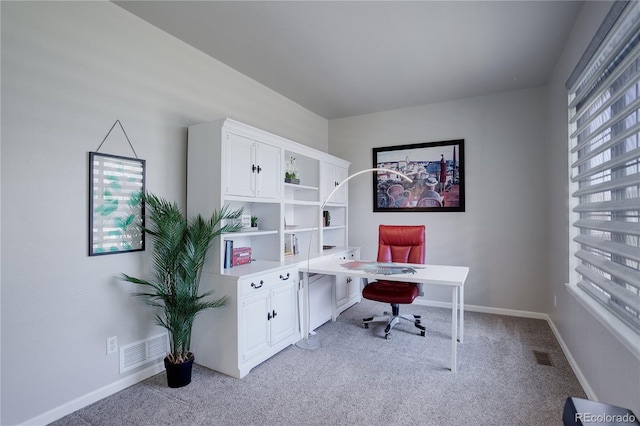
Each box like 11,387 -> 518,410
414,297 -> 595,399
545,316 -> 597,400
24,300 -> 596,425
413,297 -> 548,320
22,361 -> 164,426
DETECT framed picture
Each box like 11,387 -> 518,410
89,152 -> 145,255
373,139 -> 465,212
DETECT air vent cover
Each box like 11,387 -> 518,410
533,350 -> 554,366
119,332 -> 168,373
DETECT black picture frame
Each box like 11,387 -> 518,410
373,139 -> 465,212
89,152 -> 146,256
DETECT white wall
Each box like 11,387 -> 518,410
329,88 -> 549,313
547,0 -> 640,415
0,2 -> 327,424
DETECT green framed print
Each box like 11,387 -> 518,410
89,152 -> 145,256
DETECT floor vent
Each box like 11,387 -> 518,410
533,350 -> 554,366
119,332 -> 168,374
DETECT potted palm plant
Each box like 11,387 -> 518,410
122,193 -> 242,388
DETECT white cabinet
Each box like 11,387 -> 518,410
333,248 -> 361,319
224,133 -> 281,199
192,265 -> 299,379
308,273 -> 333,331
322,161 -> 349,205
240,277 -> 297,364
187,118 -> 356,378
188,119 -> 351,273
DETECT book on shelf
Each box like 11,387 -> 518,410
284,233 -> 299,257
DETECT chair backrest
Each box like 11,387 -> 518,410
377,225 -> 425,264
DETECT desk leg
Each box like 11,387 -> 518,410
459,285 -> 464,344
451,286 -> 458,373
300,271 -> 309,340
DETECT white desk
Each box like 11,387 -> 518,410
301,258 -> 469,372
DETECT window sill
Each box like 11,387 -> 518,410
565,282 -> 640,361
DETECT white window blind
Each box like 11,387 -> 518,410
568,1 -> 640,334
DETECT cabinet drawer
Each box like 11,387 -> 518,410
333,249 -> 360,261
239,268 -> 297,298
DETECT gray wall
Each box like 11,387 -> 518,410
329,88 -> 549,313
2,0 -> 639,424
547,0 -> 640,415
1,2 -> 327,424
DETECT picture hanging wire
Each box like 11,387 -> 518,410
95,120 -> 139,159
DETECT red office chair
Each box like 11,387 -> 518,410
362,225 -> 426,340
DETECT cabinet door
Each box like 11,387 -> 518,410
269,284 -> 298,346
347,277 -> 361,301
255,142 -> 281,199
332,165 -> 348,204
322,162 -> 348,204
346,249 -> 361,300
240,292 -> 270,363
225,133 -> 256,197
334,275 -> 349,308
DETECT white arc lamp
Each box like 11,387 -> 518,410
295,168 -> 413,350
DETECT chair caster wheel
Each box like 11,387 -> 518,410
420,331 -> 425,337
385,333 -> 391,340
363,323 -> 369,329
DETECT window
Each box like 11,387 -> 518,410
567,1 -> 640,334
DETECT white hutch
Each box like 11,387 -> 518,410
187,118 -> 360,378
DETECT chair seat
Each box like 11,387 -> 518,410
362,280 -> 419,304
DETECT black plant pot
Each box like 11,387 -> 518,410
164,356 -> 194,388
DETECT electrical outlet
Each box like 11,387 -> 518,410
107,336 -> 118,355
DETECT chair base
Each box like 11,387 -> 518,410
363,304 -> 426,340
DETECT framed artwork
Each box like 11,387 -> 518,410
373,139 -> 465,212
89,152 -> 145,255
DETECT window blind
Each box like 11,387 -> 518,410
568,1 -> 640,334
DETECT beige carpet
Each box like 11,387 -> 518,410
51,299 -> 585,426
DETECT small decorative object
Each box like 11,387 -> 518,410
232,247 -> 252,266
251,215 -> 259,228
372,139 -> 465,212
323,210 -> 331,227
121,193 -> 242,388
236,214 -> 252,229
285,155 -> 300,184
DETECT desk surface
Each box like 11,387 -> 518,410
304,258 -> 469,287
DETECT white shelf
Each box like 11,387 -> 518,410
283,200 -> 320,206
284,182 -> 318,191
222,229 -> 278,238
284,227 -> 318,234
322,225 -> 346,230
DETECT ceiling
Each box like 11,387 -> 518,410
115,1 -> 584,120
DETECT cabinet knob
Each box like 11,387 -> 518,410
252,164 -> 257,173
279,273 -> 290,280
257,165 -> 262,174
272,310 -> 277,318
251,280 -> 264,289
267,311 -> 272,320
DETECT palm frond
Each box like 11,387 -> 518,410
121,192 -> 242,363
